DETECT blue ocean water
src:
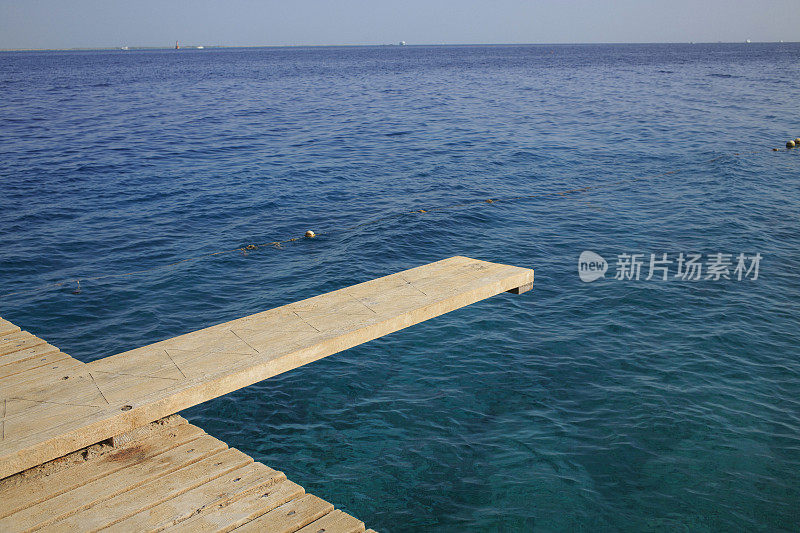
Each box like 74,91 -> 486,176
1,43 -> 799,531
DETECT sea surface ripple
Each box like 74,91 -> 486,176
1,43 -> 799,531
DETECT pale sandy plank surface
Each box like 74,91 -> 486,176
167,479 -> 306,532
231,494 -> 334,533
296,509 -> 365,533
0,350 -> 72,380
0,357 -> 86,396
38,448 -> 253,532
106,413 -> 188,447
0,416 -> 194,519
0,328 -> 97,450
0,343 -> 62,369
1,415 -> 375,532
0,435 -> 227,531
108,462 -> 285,532
0,331 -> 46,357
0,257 -> 533,479
0,315 -> 376,532
0,318 -> 21,336
1,367 -> 106,408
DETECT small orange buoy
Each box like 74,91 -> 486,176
305,230 -> 316,238
787,140 -> 796,149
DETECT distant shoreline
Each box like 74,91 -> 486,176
1,41 -> 797,53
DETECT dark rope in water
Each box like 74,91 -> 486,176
0,148 -> 795,300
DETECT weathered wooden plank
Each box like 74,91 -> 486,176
1,370 -> 106,409
0,318 -> 21,337
3,401 -> 106,448
0,357 -> 85,396
0,350 -> 72,380
0,343 -> 61,369
0,417 -> 195,519
297,509 -> 365,533
106,413 -> 187,448
508,281 -> 534,295
108,462 -> 285,532
233,494 -> 335,533
0,414 -> 375,532
167,480 -> 305,532
38,448 -> 254,532
0,257 -> 533,479
0,306 -> 375,533
0,435 -> 227,531
0,331 -> 46,357
88,369 -> 181,405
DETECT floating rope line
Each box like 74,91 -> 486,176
0,147 -> 795,300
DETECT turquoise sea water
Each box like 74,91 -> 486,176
1,44 -> 799,531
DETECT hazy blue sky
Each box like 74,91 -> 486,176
1,0 -> 799,49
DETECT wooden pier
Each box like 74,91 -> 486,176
0,256 -> 533,531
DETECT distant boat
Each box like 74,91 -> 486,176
120,46 -> 129,50
175,41 -> 180,50
746,39 -> 751,44
197,46 -> 204,49
399,41 -> 406,46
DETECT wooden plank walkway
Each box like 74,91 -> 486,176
0,324 -> 375,532
0,414 -> 369,532
0,256 -> 533,531
0,256 -> 533,480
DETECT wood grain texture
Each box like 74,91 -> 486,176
0,319 -> 21,337
0,436 -> 228,531
0,417 -> 376,532
232,494 -> 335,533
0,419 -> 199,520
0,351 -> 72,380
0,343 -> 61,370
0,257 -> 533,479
0,331 -> 46,357
107,461 -> 285,532
167,479 -> 306,532
296,509 -> 365,533
37,448 -> 253,532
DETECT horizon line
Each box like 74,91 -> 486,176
1,40 -> 797,52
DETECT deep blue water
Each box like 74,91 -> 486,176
1,44 -> 799,531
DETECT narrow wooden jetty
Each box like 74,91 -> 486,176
0,256 -> 533,531
0,414 -> 373,532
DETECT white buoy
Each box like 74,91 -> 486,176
787,140 -> 796,149
305,230 -> 316,238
